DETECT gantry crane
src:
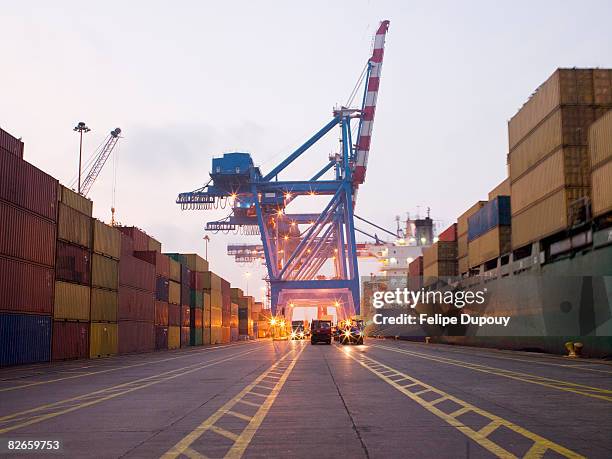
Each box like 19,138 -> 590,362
79,128 -> 122,197
177,20 -> 390,320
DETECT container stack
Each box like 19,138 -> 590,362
488,178 -> 510,200
168,258 -> 189,347
252,302 -> 262,338
90,220 -> 121,358
221,278 -> 231,344
53,186 -> 93,361
437,223 -> 457,242
457,201 -> 486,276
1,131 -> 57,366
230,301 -> 239,341
205,272 -> 223,344
237,294 -> 254,338
117,228 -> 156,354
467,196 -> 512,270
203,291 -> 211,344
422,240 -> 458,286
408,256 -> 423,292
189,269 -> 204,347
508,68 -> 612,249
588,110 -> 612,218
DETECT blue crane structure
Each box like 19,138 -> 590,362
176,20 -> 390,320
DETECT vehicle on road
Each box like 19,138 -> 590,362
290,321 -> 306,340
310,320 -> 332,345
338,324 -> 364,345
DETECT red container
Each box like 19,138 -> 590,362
0,200 -> 56,267
180,326 -> 190,347
56,240 -> 91,285
190,271 -> 204,290
0,127 -> 24,158
119,255 -> 155,292
0,148 -> 58,221
134,250 -> 170,278
168,303 -> 180,326
181,305 -> 190,327
408,256 -> 423,277
120,233 -> 134,257
154,301 -> 169,326
155,326 -> 168,350
52,321 -> 89,360
438,223 -> 458,242
191,308 -> 203,328
118,286 -> 154,322
0,256 -> 54,314
117,227 -> 151,252
118,320 -> 154,354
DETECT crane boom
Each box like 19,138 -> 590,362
80,128 -> 121,197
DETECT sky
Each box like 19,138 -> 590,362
1,0 -> 611,304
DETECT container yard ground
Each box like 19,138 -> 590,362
1,340 -> 610,458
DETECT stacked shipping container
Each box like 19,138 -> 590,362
588,110 -> 612,217
457,202 -> 486,276
422,241 -> 458,286
205,272 -> 223,344
467,196 -> 512,269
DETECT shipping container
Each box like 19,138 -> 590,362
90,322 -> 117,358
119,255 -> 155,292
0,313 -> 51,366
181,305 -> 191,327
56,241 -> 90,285
155,301 -> 169,326
591,161 -> 612,217
168,303 -> 180,326
230,288 -> 244,300
0,200 -> 56,266
190,270 -> 204,290
230,302 -> 239,329
211,306 -> 222,328
168,258 -> 181,282
422,241 -> 458,268
458,256 -> 469,276
169,280 -> 181,305
180,265 -> 190,306
92,220 -> 121,259
165,253 -> 209,273
438,223 -> 457,242
589,109 -> 612,169
190,328 -> 203,346
118,286 -> 154,322
52,321 -> 88,360
91,254 -> 118,290
467,196 -> 511,241
58,203 -> 92,248
468,226 -> 512,268
118,320 -> 154,354
120,233 -> 134,258
488,178 -> 511,200
155,326 -> 168,350
203,327 -> 211,345
238,297 -> 253,336
423,260 -> 458,284
0,149 -> 58,220
148,236 -> 162,253
211,325 -> 222,344
190,290 -> 203,309
156,276 -> 169,302
457,201 -> 486,238
0,256 -> 54,314
191,307 -> 203,329
230,327 -> 238,342
204,292 -> 211,328
59,185 -> 93,217
54,281 -> 90,321
117,227 -> 153,252
0,127 -> 25,157
221,326 -> 230,344
203,272 -> 223,291
134,250 -> 170,278
90,288 -> 118,322
408,256 -> 423,292
168,326 -> 180,349
181,327 -> 190,347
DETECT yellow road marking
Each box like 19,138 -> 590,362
0,347 -> 260,435
227,410 -> 252,422
162,344 -> 305,459
372,344 -> 612,402
0,341 -> 261,393
340,346 -> 584,459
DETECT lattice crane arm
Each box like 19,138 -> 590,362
81,128 -> 122,197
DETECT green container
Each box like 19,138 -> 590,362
190,290 -> 203,309
190,328 -> 203,346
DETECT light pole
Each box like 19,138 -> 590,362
245,271 -> 251,296
73,122 -> 91,194
203,235 -> 210,260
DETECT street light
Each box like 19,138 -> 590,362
245,271 -> 251,296
203,235 -> 210,260
73,121 -> 91,194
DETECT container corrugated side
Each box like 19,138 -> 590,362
181,326 -> 190,347
93,220 -> 121,259
181,306 -> 191,327
211,325 -> 222,344
0,201 -> 56,266
204,293 -> 211,328
165,253 -> 209,273
591,160 -> 612,217
118,286 -> 154,322
230,288 -> 244,300
117,227 -> 150,251
438,224 -> 457,242
56,241 -> 90,285
423,260 -> 458,284
169,280 -> 181,305
1,313 -> 51,366
221,326 -> 230,344
422,241 -> 457,267
134,250 -> 170,278
92,254 -> 118,290
168,303 -> 180,326
118,320 -> 154,354
468,226 -> 511,268
90,288 -> 118,322
203,327 -> 211,345
181,266 -> 190,306
58,203 -> 92,248
488,178 -> 511,200
60,185 -> 93,216
0,127 -> 25,157
191,307 -> 203,329
156,276 -> 169,302
589,109 -> 612,168
203,272 -> 223,291
90,322 -> 118,358
190,328 -> 203,346
467,196 -> 511,241
54,281 -> 90,321
119,255 -> 155,292
155,326 -> 168,350
168,326 -> 180,349
0,149 -> 58,220
190,290 -> 203,309
148,236 -> 162,252
457,201 -> 486,238
155,301 -> 169,326
168,259 -> 181,282
52,321 -> 89,360
458,256 -> 469,275
0,256 -> 54,314
230,327 -> 238,341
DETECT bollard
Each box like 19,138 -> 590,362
574,342 -> 583,357
425,337 -> 431,344
565,341 -> 577,358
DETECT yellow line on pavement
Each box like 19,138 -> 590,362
162,343 -> 305,459
340,346 -> 584,459
372,344 -> 612,402
0,347 -> 261,435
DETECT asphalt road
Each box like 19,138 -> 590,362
0,339 -> 611,458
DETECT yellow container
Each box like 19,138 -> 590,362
592,160 -> 612,217
93,220 -> 121,259
169,259 -> 181,282
423,241 -> 457,268
168,326 -> 180,349
204,293 -> 211,327
211,325 -> 222,344
458,256 -> 469,276
203,272 -> 223,291
457,201 -> 486,239
90,288 -> 118,322
168,280 -> 181,305
182,254 -> 209,273
211,306 -> 222,328
468,226 -> 511,268
54,281 -> 90,320
148,236 -> 162,252
210,289 -> 222,309
59,184 -> 93,216
58,203 -> 92,248
203,327 -> 211,345
92,254 -> 118,290
90,322 -> 118,358
589,110 -> 612,168
488,178 -> 510,200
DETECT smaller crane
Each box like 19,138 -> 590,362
80,128 -> 122,197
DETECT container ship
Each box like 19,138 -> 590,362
363,68 -> 612,357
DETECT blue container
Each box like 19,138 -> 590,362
0,313 -> 51,367
468,196 -> 511,241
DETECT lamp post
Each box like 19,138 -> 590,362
73,122 -> 91,194
245,271 -> 251,296
203,235 -> 210,260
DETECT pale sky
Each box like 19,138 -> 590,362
2,0 -> 611,303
